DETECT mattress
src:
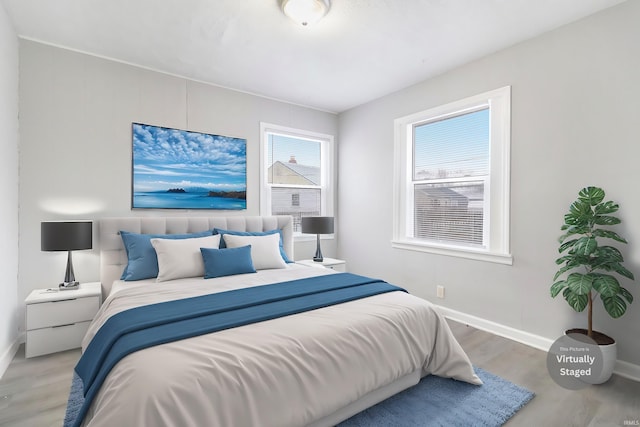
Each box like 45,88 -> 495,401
78,264 -> 481,426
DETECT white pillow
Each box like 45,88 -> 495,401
151,234 -> 221,282
222,233 -> 287,270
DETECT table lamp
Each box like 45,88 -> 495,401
41,221 -> 93,290
301,216 -> 334,262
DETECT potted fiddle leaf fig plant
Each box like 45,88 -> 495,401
551,186 -> 635,383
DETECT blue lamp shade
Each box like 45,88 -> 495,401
301,216 -> 334,262
41,221 -> 93,289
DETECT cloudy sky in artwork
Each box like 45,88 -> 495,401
132,123 -> 246,192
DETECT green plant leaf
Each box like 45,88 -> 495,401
563,211 -> 590,226
594,201 -> 619,214
555,255 -> 573,265
594,215 -> 621,226
597,261 -> 636,280
555,255 -> 590,273
578,187 -> 605,206
569,199 -> 593,216
565,201 -> 593,227
620,287 -> 634,304
608,262 -> 635,280
550,281 -> 567,297
558,239 -> 578,253
563,288 -> 588,312
553,258 -> 583,280
591,229 -> 627,243
562,215 -> 580,227
554,265 -> 571,281
601,294 -> 627,318
592,274 -> 620,297
559,226 -> 591,242
571,237 -> 597,256
593,246 -> 624,263
567,273 -> 594,295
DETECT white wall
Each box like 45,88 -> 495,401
0,2 -> 20,377
17,41 -> 338,334
338,1 -> 640,366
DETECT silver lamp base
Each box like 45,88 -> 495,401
59,281 -> 80,291
313,233 -> 324,262
59,250 -> 79,290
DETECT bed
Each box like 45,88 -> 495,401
65,216 -> 481,427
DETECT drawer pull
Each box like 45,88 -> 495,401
51,298 -> 77,302
52,323 -> 76,328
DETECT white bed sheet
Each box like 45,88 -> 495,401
81,265 -> 481,427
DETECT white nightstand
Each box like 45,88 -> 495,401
25,282 -> 102,358
297,258 -> 346,272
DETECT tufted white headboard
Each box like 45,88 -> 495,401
98,216 -> 294,296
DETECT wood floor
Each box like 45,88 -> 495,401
0,345 -> 79,426
448,321 -> 640,427
1,320 -> 639,426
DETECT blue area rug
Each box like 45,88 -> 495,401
338,367 -> 534,427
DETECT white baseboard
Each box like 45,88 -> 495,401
614,360 -> 640,382
436,304 -> 640,383
0,334 -> 22,380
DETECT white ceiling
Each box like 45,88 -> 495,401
1,0 -> 627,113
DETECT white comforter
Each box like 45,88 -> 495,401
81,265 -> 481,427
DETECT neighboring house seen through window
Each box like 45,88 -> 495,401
392,87 -> 512,264
261,123 -> 333,234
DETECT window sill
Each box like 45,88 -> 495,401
391,239 -> 513,265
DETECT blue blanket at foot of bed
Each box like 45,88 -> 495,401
64,273 -> 405,427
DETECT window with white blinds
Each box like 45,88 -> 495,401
393,87 -> 512,264
413,108 -> 489,248
260,123 -> 333,234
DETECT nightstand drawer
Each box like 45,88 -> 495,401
26,296 -> 100,330
25,321 -> 91,358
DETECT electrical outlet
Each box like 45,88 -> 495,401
436,285 -> 445,299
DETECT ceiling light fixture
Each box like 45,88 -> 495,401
281,0 -> 331,27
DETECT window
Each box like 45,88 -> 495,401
392,87 -> 512,264
260,123 -> 333,234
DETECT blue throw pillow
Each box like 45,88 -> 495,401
201,245 -> 256,279
120,230 -> 213,281
214,228 -> 292,263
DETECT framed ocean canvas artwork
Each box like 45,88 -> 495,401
132,123 -> 247,210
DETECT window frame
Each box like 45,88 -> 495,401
392,86 -> 512,265
260,122 -> 334,240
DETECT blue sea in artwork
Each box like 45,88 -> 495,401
133,192 -> 246,210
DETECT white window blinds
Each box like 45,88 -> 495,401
412,108 -> 489,248
413,108 -> 489,180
